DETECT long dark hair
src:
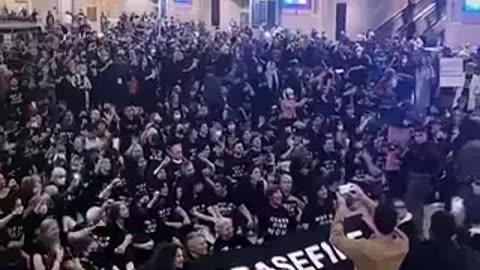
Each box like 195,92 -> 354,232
142,243 -> 182,270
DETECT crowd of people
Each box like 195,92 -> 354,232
0,8 -> 480,270
0,7 -> 38,22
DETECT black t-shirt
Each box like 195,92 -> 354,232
185,191 -> 211,220
224,155 -> 249,181
0,214 -> 23,247
345,151 -> 368,180
32,243 -> 73,270
210,192 -> 238,219
301,200 -> 335,233
7,90 -> 24,119
403,142 -> 443,175
258,204 -> 295,240
417,239 -> 467,270
213,235 -> 250,253
0,189 -> 17,215
23,212 -> 50,252
282,196 -> 300,219
92,221 -> 130,255
349,55 -> 371,85
130,206 -> 173,244
155,197 -> 178,223
164,160 -> 183,184
144,140 -> 165,162
120,117 -> 141,138
317,150 -> 343,174
233,181 -> 265,215
466,231 -> 480,252
185,140 -> 201,160
246,149 -> 265,167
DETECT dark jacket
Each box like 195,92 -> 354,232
417,239 -> 467,270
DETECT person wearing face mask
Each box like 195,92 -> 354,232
349,46 -> 371,88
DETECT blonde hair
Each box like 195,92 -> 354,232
36,218 -> 59,248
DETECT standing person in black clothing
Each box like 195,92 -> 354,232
436,0 -> 446,20
403,126 -> 445,235
402,0 -> 416,26
395,54 -> 416,102
45,10 -> 54,28
348,46 -> 371,89
394,197 -> 420,270
418,211 -> 468,270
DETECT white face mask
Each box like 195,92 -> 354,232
392,78 -> 398,88
30,121 -> 40,129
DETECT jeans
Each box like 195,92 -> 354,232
405,172 -> 433,238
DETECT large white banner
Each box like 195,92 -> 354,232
440,58 -> 465,88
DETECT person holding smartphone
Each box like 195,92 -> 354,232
330,185 -> 409,270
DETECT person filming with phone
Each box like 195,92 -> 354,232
331,184 -> 409,270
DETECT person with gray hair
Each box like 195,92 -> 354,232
213,217 -> 251,252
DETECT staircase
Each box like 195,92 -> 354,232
375,0 -> 440,38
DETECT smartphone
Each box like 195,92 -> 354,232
451,197 -> 464,214
339,184 -> 353,195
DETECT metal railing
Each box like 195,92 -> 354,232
375,0 -> 436,38
397,2 -> 442,37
